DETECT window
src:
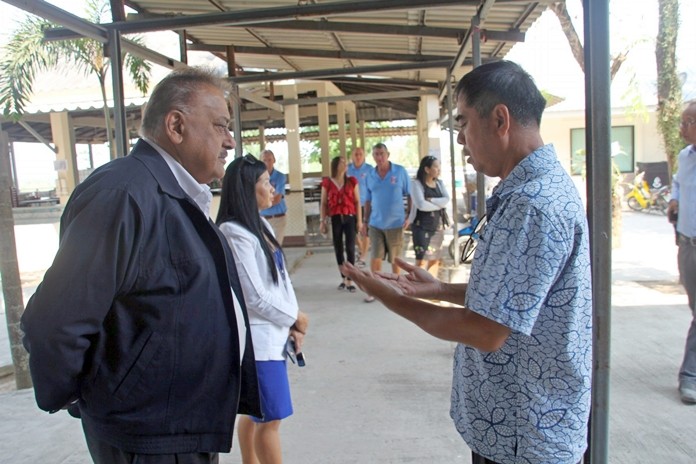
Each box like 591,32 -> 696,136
570,126 -> 635,175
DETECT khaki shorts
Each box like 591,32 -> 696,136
368,226 -> 404,262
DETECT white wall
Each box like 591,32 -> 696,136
540,106 -> 666,172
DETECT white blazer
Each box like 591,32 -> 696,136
219,218 -> 299,360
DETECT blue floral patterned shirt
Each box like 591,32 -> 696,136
453,144 -> 592,464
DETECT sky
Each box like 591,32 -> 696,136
1,0 -> 695,190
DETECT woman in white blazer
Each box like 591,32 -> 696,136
216,154 -> 309,464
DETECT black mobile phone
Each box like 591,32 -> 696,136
285,338 -> 306,367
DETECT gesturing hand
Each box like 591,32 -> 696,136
375,258 -> 443,299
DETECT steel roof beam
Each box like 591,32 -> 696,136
280,89 -> 438,107
229,60 -> 451,84
187,44 -> 451,63
94,0 -> 479,34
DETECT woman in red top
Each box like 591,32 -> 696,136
320,156 -> 363,292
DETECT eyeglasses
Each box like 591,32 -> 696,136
243,154 -> 258,164
680,118 -> 696,129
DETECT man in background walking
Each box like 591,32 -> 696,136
667,99 -> 696,405
347,146 -> 374,266
361,142 -> 411,302
260,149 -> 288,245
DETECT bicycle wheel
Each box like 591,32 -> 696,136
626,196 -> 642,211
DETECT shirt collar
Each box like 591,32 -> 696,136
143,137 -> 212,218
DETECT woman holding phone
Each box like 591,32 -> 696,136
216,154 -> 309,464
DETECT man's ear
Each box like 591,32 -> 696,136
492,104 -> 511,135
163,110 -> 185,145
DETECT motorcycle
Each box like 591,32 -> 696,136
448,214 -> 487,264
625,171 -> 669,215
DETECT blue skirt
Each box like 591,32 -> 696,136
250,360 -> 294,423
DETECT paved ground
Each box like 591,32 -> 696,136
1,210 -> 695,463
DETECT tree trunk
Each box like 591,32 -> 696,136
655,0 -> 681,176
0,131 -> 32,389
549,1 -> 628,81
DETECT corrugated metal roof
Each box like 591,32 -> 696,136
2,0 -> 552,143
121,0 -> 551,121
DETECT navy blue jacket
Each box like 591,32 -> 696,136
21,140 -> 261,454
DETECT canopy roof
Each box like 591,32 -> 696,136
1,0 -> 553,143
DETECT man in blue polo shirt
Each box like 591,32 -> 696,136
361,142 -> 411,302
260,149 -> 288,245
347,146 -> 374,266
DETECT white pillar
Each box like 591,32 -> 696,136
50,111 -> 79,205
337,101 -> 347,158
282,84 -> 307,241
317,83 -> 331,176
348,102 -> 358,151
418,95 -> 442,160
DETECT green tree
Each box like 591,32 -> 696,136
0,0 -> 151,159
655,0 -> 681,175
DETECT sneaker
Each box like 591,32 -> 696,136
356,260 -> 366,268
680,384 -> 696,405
364,295 -> 375,303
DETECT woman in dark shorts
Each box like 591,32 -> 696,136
408,155 -> 450,276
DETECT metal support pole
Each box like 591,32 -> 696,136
471,15 -> 485,219
445,72 -> 459,267
231,84 -> 243,159
107,28 -> 128,157
583,0 -> 612,462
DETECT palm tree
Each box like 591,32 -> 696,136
0,0 -> 151,159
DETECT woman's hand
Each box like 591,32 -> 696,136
289,328 -> 305,353
293,311 -> 309,334
319,220 -> 328,235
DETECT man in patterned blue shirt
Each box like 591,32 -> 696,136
343,61 -> 592,464
667,100 -> 696,405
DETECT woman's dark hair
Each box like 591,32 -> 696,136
330,156 -> 347,181
416,155 -> 438,185
216,154 -> 284,284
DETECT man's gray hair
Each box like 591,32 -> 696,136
140,67 -> 231,140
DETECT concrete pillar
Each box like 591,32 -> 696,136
317,83 -> 331,176
258,125 -> 265,152
50,111 -> 79,205
348,102 -> 358,151
359,120 -> 366,151
337,101 -> 347,158
282,84 -> 307,240
418,94 -> 441,159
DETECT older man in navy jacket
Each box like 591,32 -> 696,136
21,67 -> 261,464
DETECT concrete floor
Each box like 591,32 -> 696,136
1,210 -> 695,463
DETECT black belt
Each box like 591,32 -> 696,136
265,213 -> 286,219
679,233 -> 696,246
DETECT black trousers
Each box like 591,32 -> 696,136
330,214 -> 356,275
84,426 -> 219,464
471,452 -> 499,464
472,451 -> 583,464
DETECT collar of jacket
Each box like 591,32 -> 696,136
129,139 -> 191,201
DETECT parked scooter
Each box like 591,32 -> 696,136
448,214 -> 487,264
625,171 -> 670,215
